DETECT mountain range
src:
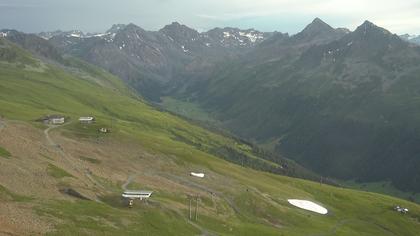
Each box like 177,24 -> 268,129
2,18 -> 420,195
32,23 -> 270,101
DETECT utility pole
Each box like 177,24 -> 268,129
189,197 -> 192,220
110,118 -> 117,129
195,195 -> 199,221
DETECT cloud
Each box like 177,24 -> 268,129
196,11 -> 274,21
194,0 -> 420,34
0,3 -> 38,8
1,0 -> 419,34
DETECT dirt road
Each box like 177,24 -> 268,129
0,119 -> 5,132
44,123 -> 105,193
121,174 -> 138,191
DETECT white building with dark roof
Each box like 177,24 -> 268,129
122,190 -> 153,200
42,115 -> 65,125
79,116 -> 95,124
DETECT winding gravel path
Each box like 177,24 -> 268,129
121,174 -> 138,191
44,123 -> 105,194
0,119 -> 5,132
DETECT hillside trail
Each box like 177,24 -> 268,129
121,173 -> 138,191
0,118 -> 5,132
44,122 -> 106,200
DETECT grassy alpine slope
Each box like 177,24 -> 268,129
0,37 -> 419,235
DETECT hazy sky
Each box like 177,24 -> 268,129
1,0 -> 420,35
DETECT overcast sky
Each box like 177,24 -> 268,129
1,0 -> 420,35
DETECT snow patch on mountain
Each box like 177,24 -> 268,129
70,33 -> 81,38
0,31 -> 9,38
219,29 -> 266,45
239,31 -> 264,43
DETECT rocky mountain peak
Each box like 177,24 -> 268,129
160,22 -> 199,41
163,22 -> 182,29
300,18 -> 334,36
351,20 -> 402,46
291,18 -> 344,44
122,23 -> 144,32
354,20 -> 392,36
360,20 -> 375,27
312,17 -> 327,25
106,24 -> 127,34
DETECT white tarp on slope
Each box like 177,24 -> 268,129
190,172 -> 205,178
288,199 -> 328,215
